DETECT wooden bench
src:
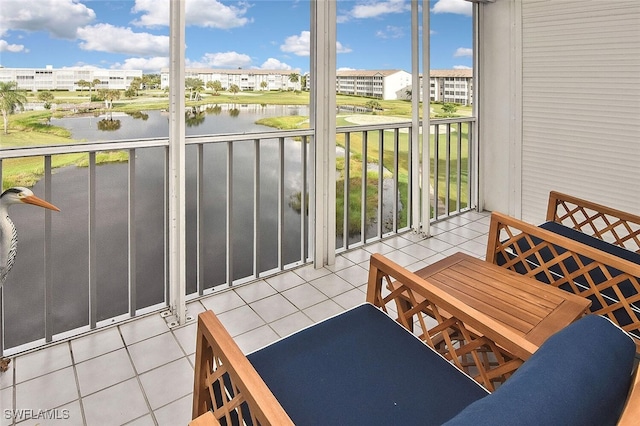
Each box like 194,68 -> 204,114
191,252 -> 640,425
192,253 -> 539,425
546,191 -> 640,254
487,211 -> 640,351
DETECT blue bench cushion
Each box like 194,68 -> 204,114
444,315 -> 637,426
247,303 -> 489,425
539,221 -> 640,265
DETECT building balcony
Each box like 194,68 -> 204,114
0,111 -> 476,424
1,0 -> 637,423
0,210 -> 489,426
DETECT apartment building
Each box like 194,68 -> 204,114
335,69 -> 412,100
160,68 -> 302,92
428,69 -> 473,106
1,65 -> 472,105
331,69 -> 473,104
0,66 -> 142,91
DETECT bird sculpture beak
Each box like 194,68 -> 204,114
22,195 -> 61,212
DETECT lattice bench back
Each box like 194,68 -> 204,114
487,211 -> 640,352
547,191 -> 640,254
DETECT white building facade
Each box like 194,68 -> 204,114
333,69 -> 472,103
160,68 -> 302,92
427,69 -> 473,106
335,70 -> 412,100
0,66 -> 142,91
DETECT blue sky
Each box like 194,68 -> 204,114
0,0 -> 473,74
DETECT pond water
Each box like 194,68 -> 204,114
3,104 -> 312,350
2,103 -> 401,351
51,104 -> 309,141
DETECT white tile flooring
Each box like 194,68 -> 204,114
1,211 -> 491,426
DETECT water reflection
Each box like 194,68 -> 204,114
186,107 -> 205,127
97,118 -> 121,131
126,111 -> 149,121
51,104 -> 309,141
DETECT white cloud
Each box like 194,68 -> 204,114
260,58 -> 293,70
132,0 -> 251,29
114,57 -> 170,72
376,25 -> 405,39
350,0 -> 410,19
453,65 -> 472,69
454,47 -> 473,57
130,0 -> 168,27
336,41 -> 352,54
0,40 -> 26,53
338,67 -> 357,71
281,31 -> 351,56
281,31 -> 310,56
0,0 -> 95,39
77,24 -> 169,57
188,51 -> 253,69
431,0 -> 473,17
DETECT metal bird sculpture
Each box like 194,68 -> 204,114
0,187 -> 60,372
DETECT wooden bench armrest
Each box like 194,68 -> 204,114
487,211 -> 640,351
618,363 -> 640,426
192,309 -> 294,425
366,253 -> 537,390
189,411 -> 220,426
547,191 -> 640,253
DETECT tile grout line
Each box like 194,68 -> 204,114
68,340 -> 87,426
118,324 -> 159,426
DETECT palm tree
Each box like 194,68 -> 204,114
37,91 -> 55,109
206,80 -> 222,95
0,81 -> 27,134
365,100 -> 382,112
76,79 -> 90,92
228,84 -> 240,99
260,81 -> 268,91
288,73 -> 300,90
91,78 -> 102,98
98,89 -> 121,110
185,78 -> 205,100
130,77 -> 143,96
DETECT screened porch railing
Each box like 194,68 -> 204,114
0,117 -> 474,355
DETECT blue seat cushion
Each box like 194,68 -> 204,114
444,315 -> 636,426
247,303 -> 489,425
539,221 -> 640,265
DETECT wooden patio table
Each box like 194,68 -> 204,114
412,252 -> 591,347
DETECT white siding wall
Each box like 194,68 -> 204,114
480,0 -> 640,223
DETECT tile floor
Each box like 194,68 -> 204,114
0,211 -> 491,426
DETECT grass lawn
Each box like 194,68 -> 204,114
334,116 -> 471,215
